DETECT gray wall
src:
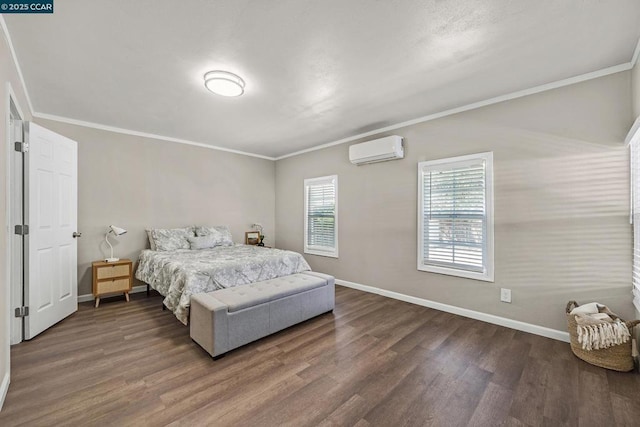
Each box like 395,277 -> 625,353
275,71 -> 635,332
35,119 -> 275,296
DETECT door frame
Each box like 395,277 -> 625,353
5,82 -> 25,349
3,82 -> 25,410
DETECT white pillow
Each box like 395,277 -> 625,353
195,225 -> 233,246
149,227 -> 195,251
570,302 -> 602,316
187,234 -> 225,250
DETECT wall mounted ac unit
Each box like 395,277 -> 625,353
349,135 -> 404,165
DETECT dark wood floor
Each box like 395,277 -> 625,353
1,287 -> 639,426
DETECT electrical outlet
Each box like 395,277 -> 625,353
500,288 -> 512,303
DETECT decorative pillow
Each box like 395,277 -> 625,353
146,229 -> 157,251
195,225 -> 233,246
570,302 -> 602,316
150,227 -> 195,251
187,234 -> 226,250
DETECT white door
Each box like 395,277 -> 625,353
24,122 -> 78,340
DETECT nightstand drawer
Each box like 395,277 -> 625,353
96,264 -> 130,280
96,278 -> 131,294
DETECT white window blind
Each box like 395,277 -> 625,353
418,152 -> 494,282
304,175 -> 338,258
631,133 -> 640,312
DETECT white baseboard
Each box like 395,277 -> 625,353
0,371 -> 9,412
77,285 -> 148,303
335,279 -> 570,343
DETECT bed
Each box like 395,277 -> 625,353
135,244 -> 312,324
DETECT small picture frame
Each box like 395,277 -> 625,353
245,231 -> 260,245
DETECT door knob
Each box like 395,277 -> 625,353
73,232 -> 82,238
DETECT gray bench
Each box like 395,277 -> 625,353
190,271 -> 335,358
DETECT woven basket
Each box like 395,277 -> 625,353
566,301 -> 639,372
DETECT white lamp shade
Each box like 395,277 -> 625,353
110,225 -> 127,236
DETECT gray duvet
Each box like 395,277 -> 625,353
135,245 -> 311,324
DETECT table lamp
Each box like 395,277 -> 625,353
105,225 -> 127,262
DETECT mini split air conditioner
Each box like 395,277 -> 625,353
349,135 -> 404,165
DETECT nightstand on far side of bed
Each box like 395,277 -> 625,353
92,259 -> 133,308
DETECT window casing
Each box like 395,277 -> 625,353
418,152 -> 494,282
630,124 -> 640,312
304,175 -> 338,258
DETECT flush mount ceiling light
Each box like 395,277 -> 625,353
204,70 -> 245,97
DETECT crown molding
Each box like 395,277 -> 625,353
33,112 -> 276,160
31,62 -> 635,162
1,17 -> 274,160
275,62 -> 633,160
0,15 -> 34,115
2,14 -> 636,162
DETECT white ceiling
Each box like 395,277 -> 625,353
5,1 -> 640,158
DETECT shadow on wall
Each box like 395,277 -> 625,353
496,140 -> 631,319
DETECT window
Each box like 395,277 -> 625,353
418,152 -> 494,281
630,123 -> 640,312
304,175 -> 338,258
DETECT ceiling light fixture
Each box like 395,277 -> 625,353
204,70 -> 245,97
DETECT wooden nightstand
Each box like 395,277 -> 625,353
92,259 -> 133,308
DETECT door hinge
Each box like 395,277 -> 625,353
14,225 -> 29,235
15,306 -> 29,318
14,141 -> 29,153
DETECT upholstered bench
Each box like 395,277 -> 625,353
190,271 -> 335,358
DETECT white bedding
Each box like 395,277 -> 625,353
135,244 -> 311,324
